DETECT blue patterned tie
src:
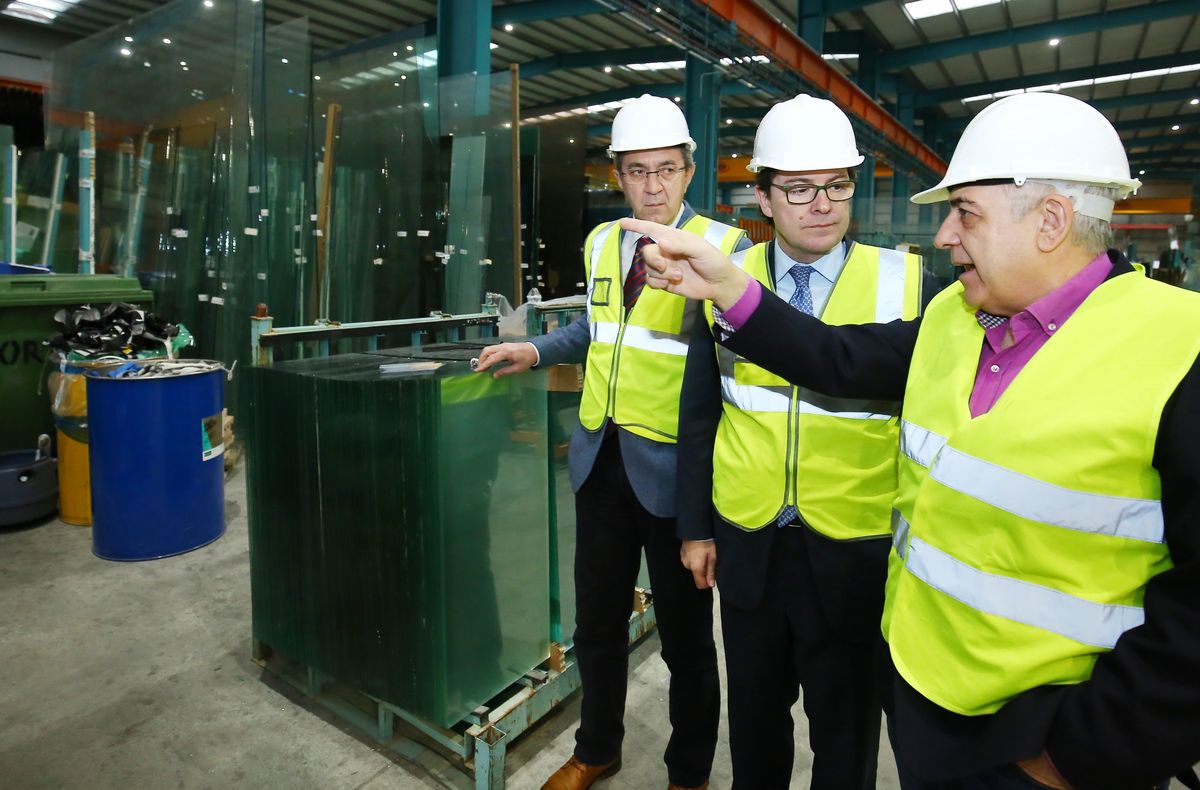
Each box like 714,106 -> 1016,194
776,264 -> 816,528
787,263 -> 815,315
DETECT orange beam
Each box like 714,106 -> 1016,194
1113,196 -> 1192,215
697,0 -> 946,176
0,77 -> 45,93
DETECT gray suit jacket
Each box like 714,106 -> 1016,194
530,203 -> 752,518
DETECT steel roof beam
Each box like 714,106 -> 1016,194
1123,134 -> 1199,149
493,0 -> 607,26
522,81 -> 755,117
510,46 -> 679,79
880,0 -> 1198,71
939,112 -> 1197,137
917,51 -> 1200,108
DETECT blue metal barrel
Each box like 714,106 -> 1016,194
86,360 -> 225,561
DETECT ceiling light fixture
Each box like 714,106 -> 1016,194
504,23 -> 514,32
604,66 -> 612,73
162,37 -> 171,44
1172,124 -> 1181,130
1049,38 -> 1060,46
124,35 -> 133,42
1139,170 -> 1146,175
120,47 -> 131,56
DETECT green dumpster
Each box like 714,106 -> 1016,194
0,275 -> 152,452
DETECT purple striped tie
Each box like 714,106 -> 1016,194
625,236 -> 651,310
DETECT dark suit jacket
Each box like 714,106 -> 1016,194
716,252 -> 1200,790
676,241 -> 935,632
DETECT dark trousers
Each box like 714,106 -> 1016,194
722,527 -> 882,790
888,721 -> 1173,790
572,435 -> 720,787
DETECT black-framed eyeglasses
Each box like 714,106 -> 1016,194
618,165 -> 688,185
770,180 -> 856,205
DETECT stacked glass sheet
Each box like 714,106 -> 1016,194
42,5 -> 520,381
244,348 -> 550,727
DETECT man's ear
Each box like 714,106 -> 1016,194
1037,194 -> 1074,253
755,187 -> 774,219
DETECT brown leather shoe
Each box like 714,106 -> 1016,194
667,783 -> 709,790
540,755 -> 621,790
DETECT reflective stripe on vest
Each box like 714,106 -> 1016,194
591,321 -> 690,356
885,272 -> 1200,715
900,420 -> 947,469
721,379 -> 896,420
900,419 -> 1163,543
578,215 -> 746,442
905,534 -> 1144,649
708,241 -> 923,538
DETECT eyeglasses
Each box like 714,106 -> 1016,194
618,165 -> 688,185
770,180 -> 856,205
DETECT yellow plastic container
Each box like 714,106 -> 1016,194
56,428 -> 91,526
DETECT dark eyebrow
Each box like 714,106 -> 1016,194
949,196 -> 980,208
624,159 -> 683,169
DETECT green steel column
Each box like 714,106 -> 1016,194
797,0 -> 826,53
685,54 -> 720,213
438,0 -> 491,115
856,47 -> 879,100
720,185 -> 733,207
437,0 -> 491,78
891,84 -> 915,232
853,156 -> 876,241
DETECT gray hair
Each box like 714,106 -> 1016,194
1005,180 -> 1120,256
613,144 -> 695,171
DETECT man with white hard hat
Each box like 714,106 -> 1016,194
621,91 -> 1200,790
476,94 -> 750,790
676,94 -> 928,789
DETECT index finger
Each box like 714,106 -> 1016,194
473,346 -> 503,372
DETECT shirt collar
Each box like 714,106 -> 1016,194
978,251 -> 1113,347
774,240 -> 846,289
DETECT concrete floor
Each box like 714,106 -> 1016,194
0,461 -> 902,789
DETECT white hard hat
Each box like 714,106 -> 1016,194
911,92 -> 1141,220
747,94 -> 864,173
607,94 -> 696,157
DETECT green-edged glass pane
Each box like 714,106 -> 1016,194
245,349 -> 550,726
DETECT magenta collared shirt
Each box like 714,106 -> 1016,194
969,251 -> 1112,416
718,252 -> 1115,418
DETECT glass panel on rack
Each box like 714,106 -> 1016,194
46,0 -> 262,371
244,352 -> 550,726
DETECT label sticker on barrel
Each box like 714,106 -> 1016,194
201,414 -> 225,461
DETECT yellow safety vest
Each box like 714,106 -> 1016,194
885,271 -> 1200,716
579,214 -> 746,442
707,241 -> 923,538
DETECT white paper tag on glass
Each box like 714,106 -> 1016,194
244,227 -> 258,236
397,231 -> 408,237
372,258 -> 383,266
198,294 -> 210,302
257,272 -> 267,280
212,296 -> 225,306
248,185 -> 260,194
417,229 -> 430,237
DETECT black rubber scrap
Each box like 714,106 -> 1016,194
45,302 -> 183,359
